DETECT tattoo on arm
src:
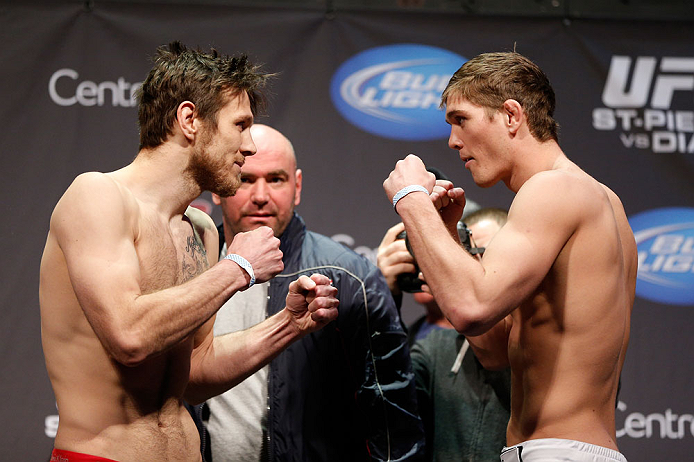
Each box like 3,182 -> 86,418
182,235 -> 209,281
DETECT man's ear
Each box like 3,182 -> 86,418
211,192 -> 221,206
503,99 -> 523,136
294,169 -> 303,207
176,101 -> 198,142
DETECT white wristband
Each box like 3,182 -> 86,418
224,253 -> 256,288
392,185 -> 429,212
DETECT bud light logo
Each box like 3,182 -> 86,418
330,44 -> 466,141
629,207 -> 694,306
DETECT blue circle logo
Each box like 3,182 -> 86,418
629,207 -> 694,306
330,44 -> 466,141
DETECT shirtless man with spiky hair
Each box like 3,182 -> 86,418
40,42 -> 338,462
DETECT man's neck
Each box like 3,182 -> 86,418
505,140 -> 567,193
112,145 -> 201,218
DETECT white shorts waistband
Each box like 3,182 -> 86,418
500,438 -> 627,462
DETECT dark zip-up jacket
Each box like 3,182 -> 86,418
262,213 -> 424,461
197,213 -> 425,461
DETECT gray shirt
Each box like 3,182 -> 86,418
206,244 -> 270,462
411,328 -> 511,462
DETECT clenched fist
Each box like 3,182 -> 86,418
227,226 -> 284,284
286,274 -> 339,335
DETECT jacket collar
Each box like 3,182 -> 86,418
278,213 -> 306,272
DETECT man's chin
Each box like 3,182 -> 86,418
212,182 -> 240,198
241,217 -> 276,231
471,174 -> 496,189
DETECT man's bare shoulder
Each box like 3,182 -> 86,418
515,168 -> 608,216
504,168 -> 612,257
56,172 -> 134,211
65,171 -> 124,191
597,182 -> 628,215
51,172 -> 139,240
185,206 -> 218,241
522,168 -> 600,195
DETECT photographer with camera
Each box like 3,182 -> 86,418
377,221 -> 452,344
377,168 -> 480,345
377,208 -> 511,462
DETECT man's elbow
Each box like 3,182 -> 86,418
444,303 -> 491,336
105,330 -> 151,367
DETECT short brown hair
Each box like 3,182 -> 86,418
464,207 -> 508,228
441,52 -> 558,142
136,41 -> 271,150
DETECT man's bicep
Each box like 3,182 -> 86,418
53,174 -> 142,329
481,180 -> 577,306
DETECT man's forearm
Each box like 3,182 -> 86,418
396,195 -> 492,332
108,259 -> 249,366
185,308 -> 301,403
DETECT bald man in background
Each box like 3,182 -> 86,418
196,124 -> 424,461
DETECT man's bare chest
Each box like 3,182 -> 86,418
135,215 -> 210,292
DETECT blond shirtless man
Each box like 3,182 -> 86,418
39,42 -> 338,462
383,52 -> 637,462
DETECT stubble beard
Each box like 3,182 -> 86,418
185,132 -> 240,197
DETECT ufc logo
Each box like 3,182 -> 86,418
602,56 -> 694,109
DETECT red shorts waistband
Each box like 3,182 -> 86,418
51,448 -> 119,462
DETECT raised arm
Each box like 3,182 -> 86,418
185,274 -> 339,403
384,156 -> 578,336
53,172 -> 282,367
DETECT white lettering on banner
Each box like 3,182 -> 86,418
331,234 -> 377,264
638,233 -> 694,273
355,71 -> 448,110
45,402 -> 59,438
617,401 -> 694,439
593,56 -> 694,154
45,414 -> 58,438
49,68 -> 142,107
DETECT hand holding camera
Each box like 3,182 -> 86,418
376,222 -> 417,296
394,221 -> 476,293
378,166 -> 483,294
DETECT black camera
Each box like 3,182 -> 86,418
395,221 -> 480,293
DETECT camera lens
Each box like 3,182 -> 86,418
395,230 -> 425,293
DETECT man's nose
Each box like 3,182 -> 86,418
448,129 -> 462,151
241,131 -> 257,158
250,180 -> 269,204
